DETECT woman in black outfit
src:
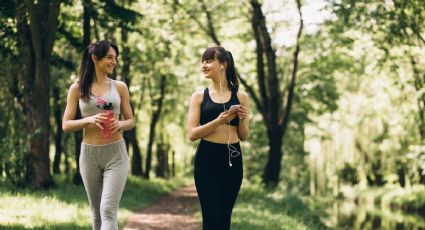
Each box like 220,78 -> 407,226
188,46 -> 249,230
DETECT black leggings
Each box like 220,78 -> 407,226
194,139 -> 243,230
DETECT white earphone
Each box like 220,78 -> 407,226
218,65 -> 240,167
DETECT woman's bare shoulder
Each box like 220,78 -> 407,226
190,89 -> 205,104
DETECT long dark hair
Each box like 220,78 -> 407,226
78,40 -> 119,101
202,46 -> 239,92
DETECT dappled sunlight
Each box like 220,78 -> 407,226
0,194 -> 91,228
0,0 -> 424,229
124,185 -> 199,230
230,183 -> 326,230
0,176 -> 189,229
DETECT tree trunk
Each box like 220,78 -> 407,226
53,86 -> 63,174
249,0 -> 303,186
73,0 -> 91,185
164,144 -> 169,177
310,161 -> 317,195
397,166 -> 406,187
14,0 -> 60,189
119,13 -> 144,175
182,0 -> 303,187
172,150 -> 176,177
144,119 -> 156,179
73,110 -> 83,185
82,0 -> 91,47
262,128 -> 283,185
4,66 -> 26,185
124,124 -> 143,176
144,75 -> 167,179
409,55 -> 425,142
130,128 -> 143,175
418,167 -> 425,184
155,143 -> 164,178
64,148 -> 71,174
155,135 -> 170,178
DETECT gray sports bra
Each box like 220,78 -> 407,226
79,79 -> 121,117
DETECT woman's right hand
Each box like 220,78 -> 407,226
216,110 -> 237,125
85,113 -> 109,129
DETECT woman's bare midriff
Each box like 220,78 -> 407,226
81,114 -> 123,145
202,124 -> 239,144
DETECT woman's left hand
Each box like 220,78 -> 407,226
108,119 -> 122,134
237,105 -> 248,120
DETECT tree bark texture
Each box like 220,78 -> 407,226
144,75 -> 167,179
14,0 -> 61,189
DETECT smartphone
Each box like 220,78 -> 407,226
228,105 -> 241,113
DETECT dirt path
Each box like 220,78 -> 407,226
123,185 -> 200,230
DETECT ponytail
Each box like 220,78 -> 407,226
225,51 -> 239,92
78,45 -> 95,102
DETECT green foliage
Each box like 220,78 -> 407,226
102,0 -> 142,25
0,0 -> 17,56
302,0 -> 424,197
332,0 -> 425,47
0,0 -> 424,227
396,145 -> 425,185
230,183 -> 328,230
337,163 -> 359,185
0,175 -> 189,229
0,137 -> 26,186
242,116 -> 269,183
394,187 -> 425,212
0,49 -> 26,186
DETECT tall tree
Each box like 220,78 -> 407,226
52,86 -> 63,174
119,0 -> 144,176
144,75 -> 167,179
183,0 -> 304,186
14,0 -> 61,189
155,130 -> 170,178
71,0 -> 92,185
245,0 -> 303,185
0,1 -> 27,185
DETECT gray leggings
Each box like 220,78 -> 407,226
80,139 -> 129,230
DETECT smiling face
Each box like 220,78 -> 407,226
93,47 -> 117,74
202,58 -> 223,79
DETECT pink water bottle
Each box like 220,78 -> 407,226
100,110 -> 114,138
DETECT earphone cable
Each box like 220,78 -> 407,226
219,68 -> 240,167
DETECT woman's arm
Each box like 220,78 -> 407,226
110,81 -> 134,133
187,90 -> 236,141
62,83 -> 105,133
237,91 -> 249,141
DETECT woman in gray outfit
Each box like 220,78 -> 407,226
62,40 -> 134,230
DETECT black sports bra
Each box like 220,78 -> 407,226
200,88 -> 240,126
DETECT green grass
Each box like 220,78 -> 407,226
0,175 -> 190,230
229,183 -> 329,230
1,176 -> 330,230
194,182 -> 329,230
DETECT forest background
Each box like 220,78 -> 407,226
0,0 -> 424,229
